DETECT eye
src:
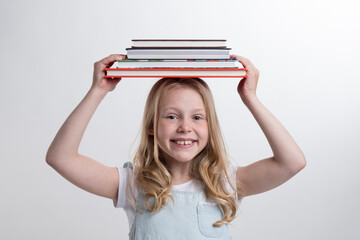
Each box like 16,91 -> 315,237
193,115 -> 203,120
167,115 -> 178,120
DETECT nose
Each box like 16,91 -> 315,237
177,118 -> 192,133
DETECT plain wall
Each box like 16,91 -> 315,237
1,0 -> 359,239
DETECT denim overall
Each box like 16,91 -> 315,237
124,163 -> 232,240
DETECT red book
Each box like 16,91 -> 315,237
105,67 -> 247,78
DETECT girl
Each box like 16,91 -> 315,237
46,54 -> 306,239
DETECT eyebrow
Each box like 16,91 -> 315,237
162,107 -> 206,114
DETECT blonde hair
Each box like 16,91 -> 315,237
130,78 -> 241,226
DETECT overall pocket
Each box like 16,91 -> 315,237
197,201 -> 226,238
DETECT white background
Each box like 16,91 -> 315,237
1,0 -> 359,239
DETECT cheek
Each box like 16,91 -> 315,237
202,123 -> 209,135
197,123 -> 209,140
157,121 -> 173,138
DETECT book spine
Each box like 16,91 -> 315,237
105,75 -> 246,78
132,39 -> 227,41
126,47 -> 231,50
116,59 -> 237,62
130,46 -> 227,49
105,68 -> 245,71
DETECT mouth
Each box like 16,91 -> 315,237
170,139 -> 197,147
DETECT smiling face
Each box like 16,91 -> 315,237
156,86 -> 209,166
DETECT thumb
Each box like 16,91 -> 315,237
237,77 -> 246,94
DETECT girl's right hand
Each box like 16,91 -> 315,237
91,54 -> 126,93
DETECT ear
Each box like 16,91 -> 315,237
148,128 -> 154,135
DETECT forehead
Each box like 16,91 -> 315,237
159,86 -> 205,111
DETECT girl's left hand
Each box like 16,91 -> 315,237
230,55 -> 259,101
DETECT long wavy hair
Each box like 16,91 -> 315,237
129,77 -> 241,226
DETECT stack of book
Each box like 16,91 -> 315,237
105,39 -> 246,78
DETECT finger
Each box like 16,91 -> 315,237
230,55 -> 250,69
98,54 -> 126,66
230,54 -> 239,60
230,54 -> 246,61
237,77 -> 245,91
230,55 -> 248,66
232,55 -> 258,74
108,77 -> 122,83
105,76 -> 122,83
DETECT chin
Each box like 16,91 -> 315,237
169,154 -> 196,164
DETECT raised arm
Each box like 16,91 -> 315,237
231,55 -> 306,198
46,54 -> 125,200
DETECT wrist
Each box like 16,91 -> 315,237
89,86 -> 108,99
240,93 -> 258,106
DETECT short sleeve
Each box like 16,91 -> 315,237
113,165 -> 137,229
224,164 -> 242,204
113,166 -> 137,208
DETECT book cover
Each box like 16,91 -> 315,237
111,59 -> 241,68
105,67 -> 247,78
132,39 -> 227,48
126,48 -> 231,60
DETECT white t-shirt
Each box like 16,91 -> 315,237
113,166 -> 240,229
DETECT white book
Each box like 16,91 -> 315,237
126,48 -> 231,60
132,39 -> 227,48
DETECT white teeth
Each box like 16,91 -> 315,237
176,140 -> 193,145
